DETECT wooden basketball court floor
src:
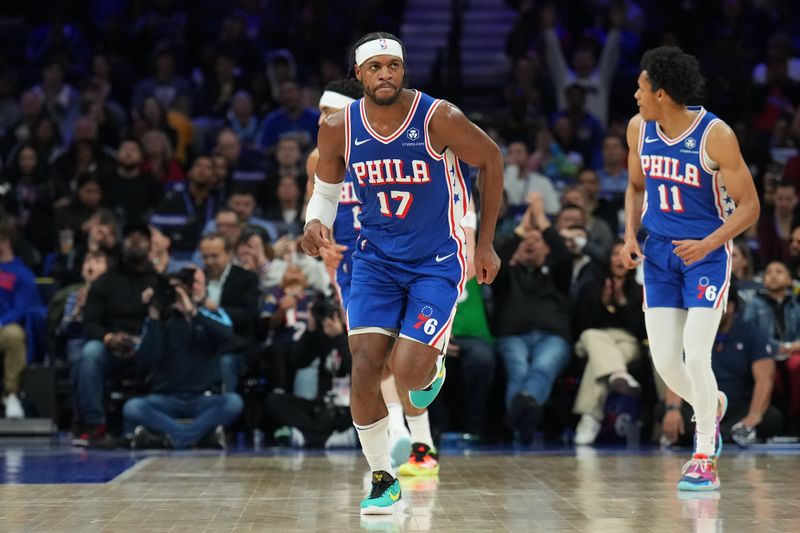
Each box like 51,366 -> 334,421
0,440 -> 798,532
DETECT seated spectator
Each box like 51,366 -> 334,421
572,241 -> 645,445
124,269 -> 243,449
131,49 -> 193,112
235,229 -> 276,293
492,193 -> 572,444
529,127 -> 580,189
257,80 -> 320,153
0,219 -> 41,418
503,140 -> 559,214
743,261 -> 800,435
140,129 -> 185,185
732,240 -> 761,304
130,96 -> 178,150
214,128 -> 269,193
149,225 -> 192,275
595,134 -> 629,200
659,286 -> 783,447
198,233 -> 260,392
202,188 -> 278,242
560,185 -> 615,263
151,156 -> 219,259
787,224 -> 800,280
576,168 -> 621,236
550,84 -> 605,169
71,223 -> 154,446
265,300 -> 355,449
49,249 -> 109,378
52,208 -> 119,287
54,173 -> 103,249
225,90 -> 260,147
193,51 -> 243,118
101,138 -> 162,225
757,181 -> 800,265
51,116 -> 116,193
262,175 -> 304,238
30,58 -> 81,145
261,265 -> 321,394
557,221 -> 603,297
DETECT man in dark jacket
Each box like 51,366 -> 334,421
72,222 -> 155,446
123,269 -> 243,449
198,233 -> 260,392
492,193 -> 572,443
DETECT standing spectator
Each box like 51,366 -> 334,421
71,223 -> 154,446
572,242 -> 645,445
596,134 -> 629,199
124,269 -> 243,449
257,81 -> 320,153
0,219 -> 40,418
198,233 -> 260,392
492,193 -> 572,444
541,4 -> 622,125
102,139 -> 162,225
151,156 -> 220,258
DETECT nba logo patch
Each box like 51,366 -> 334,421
379,39 -> 388,50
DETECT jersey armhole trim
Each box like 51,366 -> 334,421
424,99 -> 445,161
699,118 -> 723,175
343,103 -> 352,168
637,118 -> 646,154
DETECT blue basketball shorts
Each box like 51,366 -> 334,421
642,233 -> 732,310
333,249 -> 354,315
346,240 -> 466,350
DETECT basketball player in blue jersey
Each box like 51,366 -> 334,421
621,46 -> 760,491
302,32 -> 503,514
306,79 -> 419,471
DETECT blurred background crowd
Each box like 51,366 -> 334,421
0,0 -> 798,451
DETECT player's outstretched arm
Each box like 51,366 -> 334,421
302,113 -> 347,258
622,114 -> 646,269
672,122 -> 760,265
429,102 -> 503,284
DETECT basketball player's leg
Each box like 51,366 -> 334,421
380,366 -> 412,468
393,377 -> 439,477
347,259 -> 406,514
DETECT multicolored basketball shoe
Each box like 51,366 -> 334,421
409,357 -> 446,409
360,471 -> 403,515
677,453 -> 720,491
397,443 -> 440,477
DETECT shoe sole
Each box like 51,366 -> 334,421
390,435 -> 412,468
677,479 -> 721,491
360,499 -> 404,515
408,366 -> 446,409
397,463 -> 439,477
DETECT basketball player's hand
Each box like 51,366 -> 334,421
320,243 -> 347,270
671,239 -> 711,266
301,220 -> 331,257
662,410 -> 685,444
620,238 -> 645,269
475,241 -> 501,284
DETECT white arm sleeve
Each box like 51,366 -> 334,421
305,176 -> 342,229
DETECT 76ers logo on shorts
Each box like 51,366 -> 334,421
413,305 -> 439,335
696,276 -> 718,302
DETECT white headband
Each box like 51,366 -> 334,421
319,90 -> 356,111
354,38 -> 404,66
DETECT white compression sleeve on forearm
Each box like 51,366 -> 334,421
305,176 -> 342,229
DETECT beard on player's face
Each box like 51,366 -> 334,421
365,82 -> 403,106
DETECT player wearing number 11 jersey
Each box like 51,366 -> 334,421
621,46 -> 760,492
302,32 -> 503,515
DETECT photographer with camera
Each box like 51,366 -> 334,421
264,294 -> 354,448
123,267 -> 243,449
72,222 -> 154,447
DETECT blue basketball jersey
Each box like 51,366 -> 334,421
333,169 -> 360,275
639,106 -> 734,240
344,90 -> 471,263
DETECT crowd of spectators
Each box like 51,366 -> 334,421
0,1 -> 797,449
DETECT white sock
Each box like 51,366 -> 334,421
405,411 -> 433,448
387,403 -> 406,433
354,416 -> 394,475
684,307 -> 722,454
645,308 -> 694,405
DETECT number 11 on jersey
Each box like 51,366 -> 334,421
658,184 -> 684,213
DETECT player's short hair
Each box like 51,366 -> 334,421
323,79 -> 364,100
640,46 -> 705,106
350,32 -> 407,67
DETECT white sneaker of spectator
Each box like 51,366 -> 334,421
574,414 -> 602,445
3,393 -> 24,419
325,427 -> 357,449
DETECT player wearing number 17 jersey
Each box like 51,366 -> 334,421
302,32 -> 503,515
621,46 -> 759,492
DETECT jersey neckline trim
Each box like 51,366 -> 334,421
654,106 -> 706,146
359,90 -> 422,144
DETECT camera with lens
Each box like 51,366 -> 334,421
310,295 -> 339,325
150,267 -> 197,316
